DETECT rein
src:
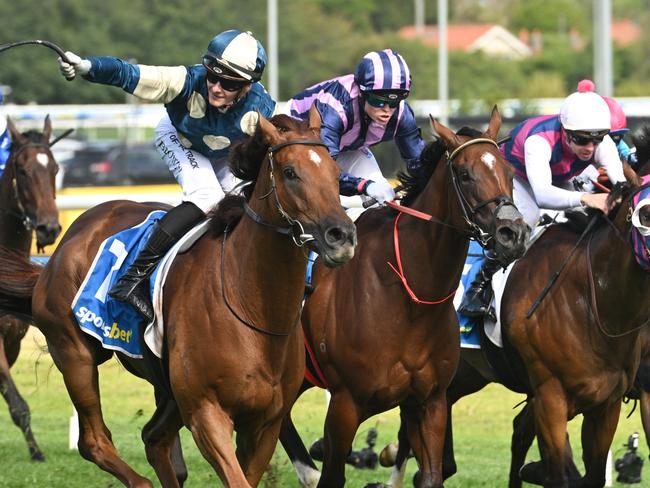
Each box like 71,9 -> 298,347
387,136 -> 514,305
222,138 -> 327,336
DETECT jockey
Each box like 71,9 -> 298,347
459,79 -> 626,318
0,91 -> 11,179
58,29 -> 275,321
288,49 -> 425,205
602,95 -> 638,169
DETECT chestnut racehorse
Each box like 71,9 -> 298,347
279,108 -> 529,488
385,171 -> 650,487
0,109 -> 356,487
0,116 -> 60,461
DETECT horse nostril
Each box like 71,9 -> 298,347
496,225 -> 516,246
325,226 -> 345,246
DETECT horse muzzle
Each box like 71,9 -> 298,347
491,203 -> 529,266
36,221 -> 62,248
310,218 -> 357,267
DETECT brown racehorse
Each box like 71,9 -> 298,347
0,116 -> 60,461
0,108 -> 357,487
279,108 -> 529,488
384,168 -> 650,488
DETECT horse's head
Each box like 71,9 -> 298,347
432,107 -> 528,265
232,106 -> 356,267
5,116 -> 61,250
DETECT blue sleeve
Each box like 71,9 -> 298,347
0,128 -> 11,165
395,103 -> 425,171
617,140 -> 632,161
84,56 -> 141,93
315,100 -> 345,160
339,173 -> 369,196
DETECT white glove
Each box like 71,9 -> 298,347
58,51 -> 91,81
365,181 -> 395,204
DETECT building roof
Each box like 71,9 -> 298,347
611,20 -> 641,47
399,23 -> 532,60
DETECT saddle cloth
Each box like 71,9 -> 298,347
71,211 -> 208,358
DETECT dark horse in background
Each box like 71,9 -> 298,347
384,129 -> 650,488
0,116 -> 60,461
279,108 -> 529,488
0,108 -> 357,487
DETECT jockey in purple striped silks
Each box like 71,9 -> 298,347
0,91 -> 11,179
459,79 -> 626,318
288,49 -> 425,208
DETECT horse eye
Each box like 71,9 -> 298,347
283,167 -> 298,180
458,169 -> 471,182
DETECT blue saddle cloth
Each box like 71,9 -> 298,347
71,210 -> 167,358
457,241 -> 486,348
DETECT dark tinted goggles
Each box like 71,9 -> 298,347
365,92 -> 405,109
567,130 -> 609,146
202,56 -> 249,91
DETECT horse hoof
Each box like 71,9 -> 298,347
30,450 -> 45,462
379,442 -> 398,467
518,461 -> 544,485
363,484 -> 389,488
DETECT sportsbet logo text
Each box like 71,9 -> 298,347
75,306 -> 133,343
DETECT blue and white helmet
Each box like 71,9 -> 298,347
203,30 -> 267,82
354,49 -> 411,94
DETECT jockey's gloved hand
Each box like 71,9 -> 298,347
58,51 -> 91,81
365,180 -> 395,204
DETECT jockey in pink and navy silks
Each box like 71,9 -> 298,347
58,30 -> 275,322
499,81 -> 625,229
459,80 -> 626,319
288,49 -> 425,205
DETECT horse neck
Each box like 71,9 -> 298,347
223,197 -> 307,335
588,214 -> 650,339
0,168 -> 31,255
391,159 -> 470,294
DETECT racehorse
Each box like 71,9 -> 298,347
0,108 -> 357,487
383,162 -> 650,487
279,108 -> 530,488
0,115 -> 60,461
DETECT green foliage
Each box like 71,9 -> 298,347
0,0 -> 647,104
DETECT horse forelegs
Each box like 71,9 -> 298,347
142,392 -> 186,487
280,411 -> 321,487
0,339 -> 44,461
402,393 -> 446,488
187,401 -> 251,487
508,401 -> 536,488
236,418 -> 285,487
48,335 -> 152,488
533,383 -> 570,488
580,402 -> 622,488
318,391 -> 360,488
640,388 -> 650,455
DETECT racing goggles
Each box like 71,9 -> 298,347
202,56 -> 249,92
567,129 -> 609,146
364,91 -> 408,109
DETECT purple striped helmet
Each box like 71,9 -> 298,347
354,49 -> 411,94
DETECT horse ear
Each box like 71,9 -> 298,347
42,115 -> 52,144
430,115 -> 461,149
623,161 -> 641,186
484,105 -> 502,141
308,102 -> 322,135
256,110 -> 282,146
6,117 -> 26,145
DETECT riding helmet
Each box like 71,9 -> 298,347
203,30 -> 267,82
559,79 -> 611,132
354,49 -> 411,96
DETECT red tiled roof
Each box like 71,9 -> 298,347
399,24 -> 496,50
611,20 -> 640,46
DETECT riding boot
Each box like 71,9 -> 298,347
108,201 -> 205,321
458,257 -> 502,318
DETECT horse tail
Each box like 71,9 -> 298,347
0,247 -> 41,318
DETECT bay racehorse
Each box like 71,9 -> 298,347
279,108 -> 529,488
0,108 -> 356,487
384,165 -> 650,487
0,115 -> 60,461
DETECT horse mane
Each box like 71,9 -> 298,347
397,126 -> 482,206
207,115 -> 311,236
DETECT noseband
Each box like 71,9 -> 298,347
446,138 -> 516,246
243,139 -> 328,247
3,142 -> 51,231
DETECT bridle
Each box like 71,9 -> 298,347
2,142 -> 52,231
243,139 -> 328,247
223,138 -> 329,336
445,137 -> 517,246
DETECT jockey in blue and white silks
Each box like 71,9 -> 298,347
59,29 -> 275,322
289,49 -> 425,204
0,92 -> 11,178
